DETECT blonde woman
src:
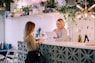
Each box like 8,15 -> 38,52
54,18 -> 67,41
24,21 -> 42,63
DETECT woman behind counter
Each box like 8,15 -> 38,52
54,18 -> 68,41
24,21 -> 42,63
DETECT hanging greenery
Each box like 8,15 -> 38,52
0,0 -> 14,11
57,6 -> 79,22
45,0 -> 56,8
57,0 -> 95,22
21,6 -> 31,15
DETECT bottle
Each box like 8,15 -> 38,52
37,27 -> 41,37
84,35 -> 89,43
78,34 -> 82,43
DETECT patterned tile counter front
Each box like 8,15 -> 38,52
18,41 -> 95,63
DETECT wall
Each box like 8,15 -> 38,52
5,13 -> 64,49
5,12 -> 95,49
0,11 -> 5,41
72,17 -> 95,42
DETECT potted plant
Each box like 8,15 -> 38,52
46,0 -> 56,8
21,6 -> 31,15
0,0 -> 14,11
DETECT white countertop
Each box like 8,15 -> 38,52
42,41 -> 95,50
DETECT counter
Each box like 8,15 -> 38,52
18,41 -> 95,63
42,41 -> 95,50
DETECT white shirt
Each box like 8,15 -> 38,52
54,28 -> 68,41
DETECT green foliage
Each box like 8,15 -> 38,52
58,6 -> 78,22
58,6 -> 69,14
21,6 -> 30,12
45,0 -> 56,8
0,0 -> 14,11
0,1 -> 4,7
57,0 -> 95,22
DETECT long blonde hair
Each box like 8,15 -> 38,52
24,21 -> 35,39
57,18 -> 65,28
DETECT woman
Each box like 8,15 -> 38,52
24,21 -> 42,63
54,18 -> 67,41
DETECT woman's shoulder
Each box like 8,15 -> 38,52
28,35 -> 35,40
24,36 -> 36,45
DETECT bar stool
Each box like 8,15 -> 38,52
0,54 -> 5,63
6,49 -> 18,63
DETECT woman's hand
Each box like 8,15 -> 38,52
36,38 -> 44,44
38,38 -> 44,44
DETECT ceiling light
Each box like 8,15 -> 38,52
76,0 -> 95,18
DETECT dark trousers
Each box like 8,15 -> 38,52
25,51 -> 38,63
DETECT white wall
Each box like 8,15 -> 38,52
5,12 -> 95,49
72,17 -> 95,42
0,14 -> 5,41
5,13 -> 64,49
